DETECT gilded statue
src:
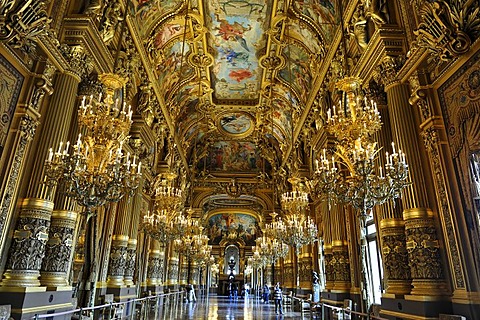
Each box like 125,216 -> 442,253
350,4 -> 368,52
362,0 -> 389,26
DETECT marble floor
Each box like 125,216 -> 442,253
156,294 -> 311,320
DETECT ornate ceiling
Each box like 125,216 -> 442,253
131,0 -> 340,213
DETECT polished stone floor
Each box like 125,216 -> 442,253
156,294 -> 310,320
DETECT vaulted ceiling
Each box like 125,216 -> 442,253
131,0 -> 341,212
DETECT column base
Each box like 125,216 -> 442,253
381,295 -> 452,319
411,279 -> 448,296
40,271 -> 69,288
106,275 -> 125,287
1,270 -> 41,287
385,279 -> 412,295
0,289 -> 73,320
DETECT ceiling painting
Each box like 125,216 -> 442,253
153,21 -> 186,49
206,212 -> 259,246
134,0 -> 183,35
206,0 -> 268,102
292,0 -> 338,44
156,41 -> 194,99
218,112 -> 254,137
279,44 -> 313,104
198,141 -> 261,172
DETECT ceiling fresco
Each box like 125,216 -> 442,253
206,0 -> 269,102
132,0 -> 335,224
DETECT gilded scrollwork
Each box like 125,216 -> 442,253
413,0 -> 480,61
60,45 -> 93,79
422,127 -> 465,288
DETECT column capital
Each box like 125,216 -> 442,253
59,45 -> 94,80
374,55 -> 406,89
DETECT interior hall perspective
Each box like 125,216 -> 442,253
0,0 -> 479,319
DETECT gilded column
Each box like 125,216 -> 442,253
378,56 -> 447,295
191,261 -> 199,286
264,265 -> 273,286
274,263 -> 281,285
179,258 -> 188,286
40,211 -> 78,287
124,178 -> 145,286
166,251 -> 179,287
146,239 -> 162,287
106,197 -> 133,287
369,90 -> 412,295
283,252 -> 295,291
298,246 -> 313,292
322,205 -> 334,291
331,204 -> 350,292
1,47 -> 90,287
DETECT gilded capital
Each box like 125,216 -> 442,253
60,45 -> 93,80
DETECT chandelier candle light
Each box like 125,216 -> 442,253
45,73 -> 141,211
309,76 -> 410,308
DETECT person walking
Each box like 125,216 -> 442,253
263,284 -> 270,303
273,282 -> 284,315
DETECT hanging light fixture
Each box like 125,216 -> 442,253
44,73 -> 141,211
305,2 -> 410,309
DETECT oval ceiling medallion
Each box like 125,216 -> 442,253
218,112 -> 254,138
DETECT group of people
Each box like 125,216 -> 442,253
263,283 -> 284,314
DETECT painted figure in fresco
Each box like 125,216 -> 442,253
216,19 -> 251,51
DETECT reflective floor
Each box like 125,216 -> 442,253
157,294 -> 310,320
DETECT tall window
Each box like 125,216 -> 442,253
366,218 -> 383,305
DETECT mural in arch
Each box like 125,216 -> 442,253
207,212 -> 259,246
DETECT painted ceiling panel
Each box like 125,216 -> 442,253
292,0 -> 338,44
279,43 -> 313,104
134,0 -> 183,35
206,0 -> 269,102
207,213 -> 259,246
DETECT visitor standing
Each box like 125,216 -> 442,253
273,282 -> 284,314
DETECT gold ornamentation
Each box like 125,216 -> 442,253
413,0 -> 480,61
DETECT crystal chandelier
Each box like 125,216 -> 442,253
268,212 -> 317,255
255,235 -> 289,264
308,76 -> 410,220
173,209 -> 208,258
280,177 -> 309,214
142,209 -> 185,243
45,73 -> 141,210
